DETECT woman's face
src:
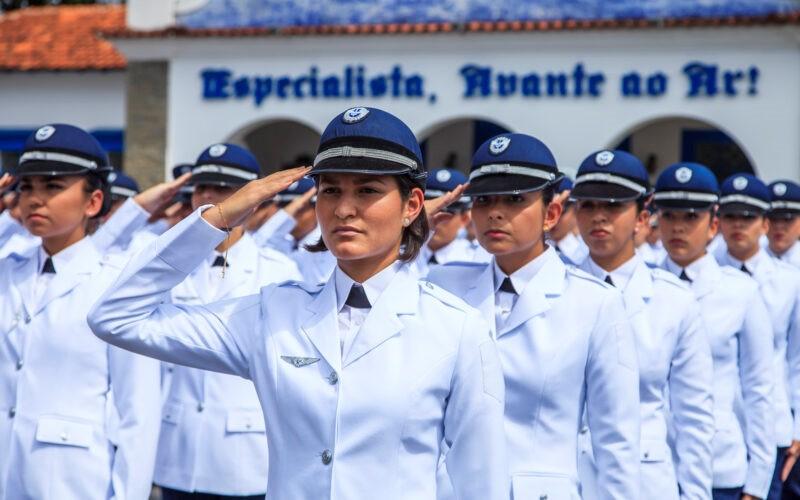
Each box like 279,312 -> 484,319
718,212 -> 768,259
470,191 -> 561,265
767,214 -> 800,255
18,175 -> 102,239
576,200 -> 645,262
659,209 -> 718,267
316,173 -> 422,262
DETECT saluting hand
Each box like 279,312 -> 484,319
203,166 -> 312,230
0,173 -> 15,193
424,183 -> 467,229
133,172 -> 193,215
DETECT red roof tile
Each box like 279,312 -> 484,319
104,10 -> 800,39
0,5 -> 126,72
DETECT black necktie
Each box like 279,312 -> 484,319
679,270 -> 692,283
499,277 -> 517,295
41,257 -> 56,274
212,255 -> 229,267
604,275 -> 614,287
345,284 -> 371,309
740,264 -> 752,276
428,254 -> 438,265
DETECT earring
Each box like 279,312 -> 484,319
403,218 -> 410,227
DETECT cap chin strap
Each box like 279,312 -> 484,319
20,150 -> 98,170
469,164 -> 555,181
771,200 -> 800,211
653,191 -> 719,203
314,146 -> 418,171
192,164 -> 258,181
719,194 -> 770,211
574,172 -> 647,195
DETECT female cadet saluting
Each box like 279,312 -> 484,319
653,163 -> 775,500
0,124 -> 161,499
570,150 -> 714,499
88,107 -> 508,500
427,134 -> 640,499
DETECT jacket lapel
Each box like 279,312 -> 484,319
301,278 -> 342,372
34,240 -> 98,316
463,263 -> 497,339
343,266 -> 417,368
498,250 -> 564,337
691,255 -> 722,299
621,258 -> 652,317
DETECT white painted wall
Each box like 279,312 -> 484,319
113,26 -> 800,182
0,72 -> 126,131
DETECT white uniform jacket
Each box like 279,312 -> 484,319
156,231 -> 301,495
0,238 -> 161,500
549,232 -> 589,266
577,255 -> 714,500
428,248 -> 640,500
715,250 -> 800,445
88,208 -> 509,500
662,254 -> 775,498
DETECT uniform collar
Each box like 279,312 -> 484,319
335,260 -> 401,311
38,236 -> 93,273
492,245 -> 553,294
720,247 -> 769,276
584,253 -> 640,290
665,251 -> 716,283
426,238 -> 468,263
768,240 -> 799,262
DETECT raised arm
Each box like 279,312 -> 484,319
88,167 -> 311,376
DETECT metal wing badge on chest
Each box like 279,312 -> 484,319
281,355 -> 321,368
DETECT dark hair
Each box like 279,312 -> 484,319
305,175 -> 429,262
541,185 -> 555,206
82,173 -> 109,220
636,198 -> 646,212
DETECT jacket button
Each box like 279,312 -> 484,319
644,452 -> 649,459
197,403 -> 204,412
327,372 -> 338,385
321,449 -> 333,465
16,360 -> 23,371
8,407 -> 15,418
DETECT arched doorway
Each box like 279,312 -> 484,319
227,118 -> 321,174
418,117 -> 512,174
609,116 -> 754,183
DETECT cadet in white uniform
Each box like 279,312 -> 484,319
428,133 -> 640,500
412,167 -> 489,277
88,107 -> 509,500
764,179 -> 800,499
150,144 -> 301,500
571,150 -> 714,499
654,163 -> 775,500
713,174 -> 800,500
765,180 -> 800,270
0,124 -> 161,499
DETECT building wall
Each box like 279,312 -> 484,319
0,72 -> 125,130
117,26 -> 800,182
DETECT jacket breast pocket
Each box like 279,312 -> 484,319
512,472 -> 579,500
35,416 -> 94,449
226,410 -> 265,433
162,402 -> 183,425
640,439 -> 669,463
